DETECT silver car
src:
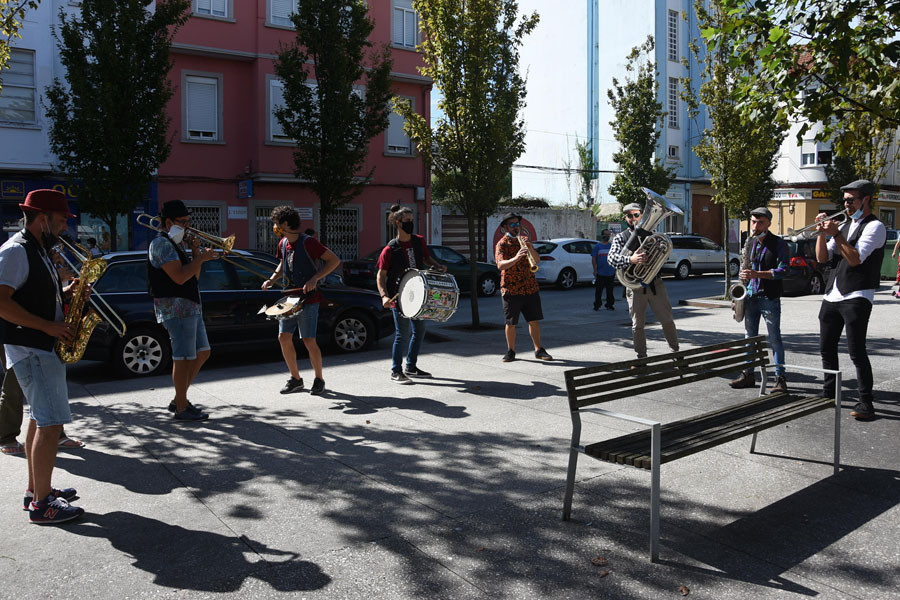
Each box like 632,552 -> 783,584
662,234 -> 740,280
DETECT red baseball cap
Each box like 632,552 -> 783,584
19,189 -> 76,218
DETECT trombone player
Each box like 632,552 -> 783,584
148,200 -> 217,421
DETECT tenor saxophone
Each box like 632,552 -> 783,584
730,234 -> 755,323
55,249 -> 108,364
518,235 -> 539,273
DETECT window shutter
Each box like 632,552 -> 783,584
271,0 -> 293,23
404,10 -> 416,46
187,77 -> 218,136
270,80 -> 286,138
392,7 -> 404,44
4,50 -> 34,87
387,100 -> 410,153
212,0 -> 226,16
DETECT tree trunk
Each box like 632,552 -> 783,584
466,210 -> 480,327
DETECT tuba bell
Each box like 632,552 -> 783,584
616,188 -> 684,289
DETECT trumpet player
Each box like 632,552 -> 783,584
728,207 -> 790,393
816,180 -> 886,421
607,202 -> 679,359
495,212 -> 552,362
148,200 -> 218,422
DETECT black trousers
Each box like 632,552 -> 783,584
819,298 -> 874,403
594,275 -> 615,309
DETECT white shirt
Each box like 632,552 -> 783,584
823,216 -> 887,304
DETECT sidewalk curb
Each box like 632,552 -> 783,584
679,297 -> 731,309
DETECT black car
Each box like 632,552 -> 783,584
83,250 -> 393,377
783,238 -> 827,296
342,245 -> 501,296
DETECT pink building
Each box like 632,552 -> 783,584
159,0 -> 430,259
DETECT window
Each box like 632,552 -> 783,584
268,78 -> 291,142
184,74 -> 220,141
269,0 -> 295,27
817,149 -> 832,165
195,0 -> 228,18
198,261 -> 233,291
880,209 -> 895,229
801,152 -> 815,166
667,10 -> 678,62
667,145 -> 680,160
700,238 -> 720,251
322,206 -> 360,260
392,0 -> 418,48
668,77 -> 679,129
93,261 -> 147,294
0,49 -> 36,123
386,97 -> 413,155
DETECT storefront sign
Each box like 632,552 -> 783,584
297,207 -> 314,220
228,206 -> 248,220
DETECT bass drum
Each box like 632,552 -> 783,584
397,269 -> 459,322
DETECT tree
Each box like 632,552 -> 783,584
274,0 -> 392,248
686,1 -> 785,298
45,0 -> 189,251
0,0 -> 39,92
395,0 -> 538,327
823,154 -> 861,206
574,138 -> 595,208
607,37 -> 675,210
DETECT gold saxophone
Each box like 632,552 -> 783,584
730,234 -> 755,323
518,235 -> 539,273
54,244 -> 109,364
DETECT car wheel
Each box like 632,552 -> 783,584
675,261 -> 691,280
113,325 -> 171,377
478,273 -> 500,297
728,259 -> 740,278
807,272 -> 824,295
556,267 -> 577,290
332,312 -> 374,352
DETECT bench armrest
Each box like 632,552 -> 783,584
579,407 -> 661,427
774,363 -> 842,376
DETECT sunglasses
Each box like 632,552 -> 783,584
625,212 -> 641,219
506,222 -> 521,228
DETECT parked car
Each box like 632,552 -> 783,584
342,245 -> 501,296
662,234 -> 740,280
532,238 -> 597,290
783,238 -> 827,296
83,250 -> 393,377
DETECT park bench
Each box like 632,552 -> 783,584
562,335 -> 842,562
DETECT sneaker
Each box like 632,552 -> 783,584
174,408 -> 209,421
280,377 -> 305,394
404,367 -> 432,379
850,401 -> 875,420
29,495 -> 84,524
23,487 -> 78,511
770,375 -> 788,394
502,349 -> 516,362
534,347 -> 553,360
309,378 -> 326,395
606,305 -> 615,310
729,371 -> 756,389
167,400 -> 201,414
391,371 -> 413,385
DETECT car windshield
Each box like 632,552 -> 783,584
93,260 -> 147,293
532,241 -> 557,255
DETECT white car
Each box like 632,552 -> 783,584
532,238 -> 598,290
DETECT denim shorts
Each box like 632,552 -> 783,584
163,315 -> 211,361
13,352 -> 70,427
278,302 -> 319,338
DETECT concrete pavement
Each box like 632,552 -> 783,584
1,276 -> 898,599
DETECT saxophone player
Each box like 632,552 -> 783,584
607,202 -> 679,359
728,207 -> 790,393
0,190 -> 84,524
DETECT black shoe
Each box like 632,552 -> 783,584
770,376 -> 788,394
404,367 -> 432,379
593,306 -> 599,311
280,377 -> 305,394
309,378 -> 325,395
174,408 -> 209,422
502,349 -> 516,362
534,347 -> 553,360
167,400 -> 201,414
391,371 -> 413,385
850,401 -> 875,420
729,371 -> 755,389
606,305 -> 615,310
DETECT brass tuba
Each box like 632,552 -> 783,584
616,188 -> 684,289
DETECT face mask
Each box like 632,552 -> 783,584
40,220 -> 59,249
401,221 -> 414,234
601,236 -> 610,244
850,207 -> 864,220
168,224 -> 185,244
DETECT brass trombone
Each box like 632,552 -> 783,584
787,208 -> 849,242
135,213 -> 286,288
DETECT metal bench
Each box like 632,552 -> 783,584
561,335 -> 841,562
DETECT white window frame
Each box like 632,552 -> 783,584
667,10 -> 678,63
0,49 -> 37,124
386,96 -> 414,156
800,140 -> 817,168
268,0 -> 295,28
667,145 -> 680,160
392,0 -> 418,49
667,77 -> 679,129
194,0 -> 232,20
266,76 -> 293,144
181,71 -> 224,143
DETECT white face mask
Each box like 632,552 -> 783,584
168,224 -> 185,244
850,207 -> 864,220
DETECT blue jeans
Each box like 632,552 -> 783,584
13,352 -> 70,427
392,308 -> 425,373
278,303 -> 319,338
162,315 -> 210,361
744,295 -> 785,377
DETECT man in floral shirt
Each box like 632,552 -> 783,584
495,212 -> 552,362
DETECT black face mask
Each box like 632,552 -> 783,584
401,221 -> 414,234
40,221 -> 59,249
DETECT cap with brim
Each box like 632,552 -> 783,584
19,189 -> 75,218
160,199 -> 191,220
749,206 -> 773,220
840,179 -> 875,198
622,203 -> 642,213
500,212 -> 522,226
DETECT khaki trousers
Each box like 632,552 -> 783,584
626,279 -> 679,357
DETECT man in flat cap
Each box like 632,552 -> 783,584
815,179 -> 886,420
729,206 -> 791,392
607,201 -> 679,359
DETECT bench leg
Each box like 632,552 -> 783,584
650,423 -> 661,562
750,431 -> 758,453
563,413 -> 582,521
833,372 -> 841,475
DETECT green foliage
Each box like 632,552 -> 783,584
824,153 -> 860,206
45,0 -> 189,247
0,1 -> 39,92
574,138 -> 594,208
274,0 -> 393,247
607,37 -> 675,210
395,0 -> 538,326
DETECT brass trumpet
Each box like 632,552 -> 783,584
788,208 -> 849,242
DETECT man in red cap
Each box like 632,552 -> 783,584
0,189 -> 84,524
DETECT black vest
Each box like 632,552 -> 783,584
751,233 -> 786,300
385,235 -> 424,297
280,235 -> 317,288
147,234 -> 201,303
824,214 -> 884,294
1,230 -> 65,351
